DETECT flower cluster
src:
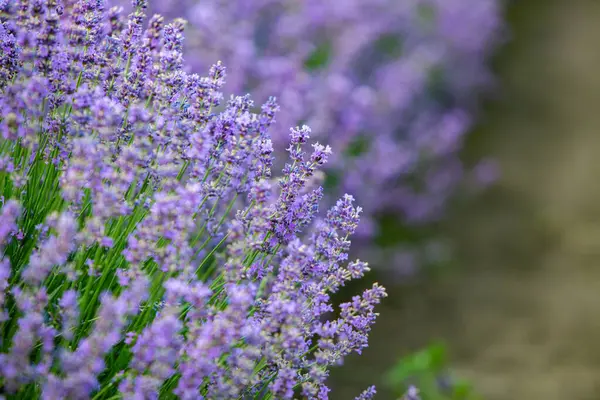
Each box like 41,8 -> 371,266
0,1 -> 384,398
126,0 -> 504,272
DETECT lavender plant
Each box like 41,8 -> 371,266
127,0 -> 504,272
0,1 -> 386,398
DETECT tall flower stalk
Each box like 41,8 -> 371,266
0,1 -> 384,398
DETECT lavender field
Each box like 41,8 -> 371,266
1,0 -> 600,399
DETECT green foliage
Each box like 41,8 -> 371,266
345,134 -> 371,158
304,41 -> 332,71
374,34 -> 404,58
385,343 -> 480,400
416,3 -> 437,28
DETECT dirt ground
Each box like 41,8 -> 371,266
331,1 -> 600,399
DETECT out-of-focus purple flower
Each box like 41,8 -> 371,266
473,158 -> 501,187
0,200 -> 20,247
58,289 -> 79,341
21,212 -> 77,285
0,259 -> 9,322
402,385 -> 421,400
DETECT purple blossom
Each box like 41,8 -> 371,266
0,200 -> 20,247
402,386 -> 421,400
355,385 -> 377,400
0,259 -> 10,322
269,367 -> 297,399
58,289 -> 79,342
21,212 -> 78,285
0,1 -> 386,398
120,310 -> 183,398
48,280 -> 149,399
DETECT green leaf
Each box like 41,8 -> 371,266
304,41 -> 332,71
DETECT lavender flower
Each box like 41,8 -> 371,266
123,0 -> 504,273
0,1 -> 384,398
0,259 -> 9,322
355,385 -> 377,400
402,386 -> 421,400
0,199 -> 20,247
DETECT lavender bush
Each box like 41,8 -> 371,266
0,1 -> 389,398
130,0 -> 504,272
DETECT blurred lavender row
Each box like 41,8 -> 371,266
122,0 -> 504,273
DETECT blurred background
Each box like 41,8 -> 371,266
331,0 -> 600,399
